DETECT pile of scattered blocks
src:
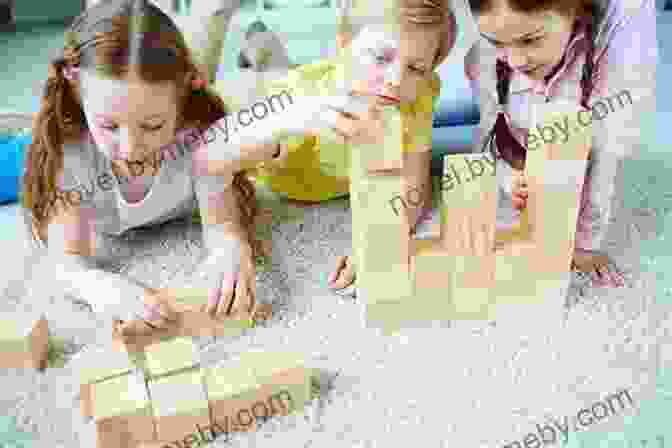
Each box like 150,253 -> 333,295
81,339 -> 312,447
348,101 -> 592,333
77,288 -> 311,447
0,308 -> 50,370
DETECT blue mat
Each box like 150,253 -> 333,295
0,133 -> 29,205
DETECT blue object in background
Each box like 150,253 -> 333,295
0,133 -> 30,205
0,415 -> 36,448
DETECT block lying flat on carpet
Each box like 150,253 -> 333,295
204,358 -> 262,433
91,371 -> 156,447
0,310 -> 49,370
204,350 -> 311,436
112,290 -> 255,354
144,337 -> 199,379
78,347 -> 144,419
148,367 -> 211,442
164,287 -> 255,339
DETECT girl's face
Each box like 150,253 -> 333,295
477,0 -> 577,81
79,70 -> 181,162
348,24 -> 440,105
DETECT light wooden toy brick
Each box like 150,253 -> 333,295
112,289 -> 254,354
77,347 -> 144,419
349,105 -> 413,328
204,351 -> 311,437
440,153 -> 497,320
144,337 -> 199,380
243,350 -> 312,417
410,238 -> 453,316
0,310 -> 49,370
148,367 -> 211,442
91,371 -> 156,448
204,358 -> 262,434
163,287 -> 255,339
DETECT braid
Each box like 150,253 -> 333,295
486,58 -> 527,170
579,1 -> 599,109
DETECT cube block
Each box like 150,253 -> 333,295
144,337 -> 199,379
0,312 -> 49,370
148,368 -> 211,442
91,372 -> 156,446
205,351 -> 311,437
78,347 -> 141,419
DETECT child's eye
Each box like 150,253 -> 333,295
143,123 -> 165,132
522,36 -> 542,46
100,124 -> 118,132
409,65 -> 426,74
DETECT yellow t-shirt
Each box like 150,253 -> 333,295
222,57 -> 440,202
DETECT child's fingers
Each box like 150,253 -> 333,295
329,256 -> 355,290
119,318 -> 155,338
328,256 -> 348,284
231,277 -> 253,317
215,274 -> 237,318
253,302 -> 273,322
144,291 -> 179,322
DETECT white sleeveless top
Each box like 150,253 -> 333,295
25,128 -> 230,248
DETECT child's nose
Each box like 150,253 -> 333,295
383,61 -> 402,87
119,128 -> 147,161
500,47 -> 529,70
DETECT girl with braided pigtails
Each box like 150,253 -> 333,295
465,0 -> 657,287
21,0 -> 271,344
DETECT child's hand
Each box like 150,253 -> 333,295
283,93 -> 371,141
116,288 -> 179,339
512,172 -> 529,210
204,241 -> 257,319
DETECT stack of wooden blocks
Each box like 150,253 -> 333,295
349,101 -> 592,333
82,340 -> 312,447
77,288 -> 311,447
0,308 -> 50,370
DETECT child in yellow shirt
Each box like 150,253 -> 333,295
209,0 -> 457,295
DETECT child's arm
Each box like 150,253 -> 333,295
190,171 -> 256,317
44,198 -> 175,326
198,92 -> 370,175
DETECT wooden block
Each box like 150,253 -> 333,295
441,153 -> 497,210
204,360 -> 261,434
144,337 -> 199,379
243,350 -> 311,417
78,347 -> 142,419
354,175 -> 412,303
148,368 -> 211,442
204,351 -> 311,436
366,107 -> 404,173
91,371 -> 156,447
164,288 -> 255,340
0,311 -> 49,370
111,290 -> 254,354
448,254 -> 494,320
411,239 -> 452,304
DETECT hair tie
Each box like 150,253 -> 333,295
63,65 -> 81,82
